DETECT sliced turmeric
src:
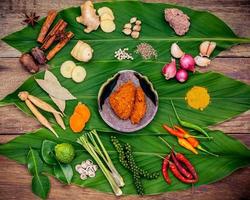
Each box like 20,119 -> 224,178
70,113 -> 85,133
74,102 -> 91,123
70,102 -> 91,133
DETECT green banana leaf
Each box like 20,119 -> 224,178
1,0 -> 250,196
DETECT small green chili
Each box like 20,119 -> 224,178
170,100 -> 211,140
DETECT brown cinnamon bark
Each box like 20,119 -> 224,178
41,20 -> 67,50
37,10 -> 57,43
46,31 -> 74,61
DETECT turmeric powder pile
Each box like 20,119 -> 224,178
185,86 -> 210,111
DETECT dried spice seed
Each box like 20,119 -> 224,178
135,43 -> 158,60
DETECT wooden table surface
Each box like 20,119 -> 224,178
0,0 -> 250,199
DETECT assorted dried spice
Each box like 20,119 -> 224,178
135,42 -> 158,60
111,136 -> 159,195
185,86 -> 210,111
164,8 -> 190,36
75,160 -> 98,180
22,12 -> 40,27
122,17 -> 142,39
114,48 -> 134,60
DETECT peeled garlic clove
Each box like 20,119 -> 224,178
124,23 -> 132,29
200,41 -> 216,57
130,17 -> 137,24
171,43 -> 185,58
122,28 -> 132,35
131,31 -> 140,39
133,25 -> 141,32
194,56 -> 211,67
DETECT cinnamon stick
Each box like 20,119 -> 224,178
46,31 -> 74,61
37,10 -> 57,43
41,20 -> 67,50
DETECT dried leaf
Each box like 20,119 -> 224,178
50,95 -> 66,113
36,79 -> 76,100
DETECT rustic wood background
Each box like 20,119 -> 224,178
0,0 -> 250,199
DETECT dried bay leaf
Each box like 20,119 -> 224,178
36,79 -> 76,100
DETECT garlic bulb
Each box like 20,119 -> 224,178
199,41 -> 216,57
71,40 -> 93,62
171,43 -> 185,58
194,56 -> 211,67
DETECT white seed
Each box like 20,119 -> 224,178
93,165 -> 98,171
131,31 -> 140,39
194,56 -> 211,67
135,20 -> 142,25
122,28 -> 132,35
133,25 -> 141,32
171,43 -> 185,58
85,159 -> 93,165
124,23 -> 132,29
80,173 -> 88,180
130,17 -> 137,23
75,164 -> 82,172
81,161 -> 87,168
200,41 -> 216,57
88,171 -> 96,178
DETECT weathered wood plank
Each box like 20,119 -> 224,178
0,0 -> 249,57
0,156 -> 249,200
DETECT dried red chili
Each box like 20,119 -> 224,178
162,154 -> 171,184
171,151 -> 193,179
169,162 -> 198,184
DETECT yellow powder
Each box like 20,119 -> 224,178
185,86 -> 210,111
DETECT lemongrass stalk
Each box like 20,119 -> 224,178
88,130 -> 125,187
77,136 -> 122,196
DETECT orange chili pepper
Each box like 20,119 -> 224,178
177,138 -> 198,155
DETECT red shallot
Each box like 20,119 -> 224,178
176,69 -> 188,83
180,54 -> 195,72
162,59 -> 176,80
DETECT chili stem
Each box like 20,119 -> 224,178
159,136 -> 173,150
198,145 -> 219,157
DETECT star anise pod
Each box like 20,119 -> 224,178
22,12 -> 40,27
55,29 -> 67,41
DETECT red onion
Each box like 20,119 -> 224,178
176,69 -> 188,83
180,54 -> 195,72
162,59 -> 176,80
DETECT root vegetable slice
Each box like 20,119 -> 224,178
60,60 -> 76,78
100,13 -> 114,21
74,102 -> 91,123
100,20 -> 116,33
70,112 -> 85,133
36,79 -> 76,100
98,7 -> 114,18
72,66 -> 86,83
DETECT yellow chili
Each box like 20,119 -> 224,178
177,138 -> 198,155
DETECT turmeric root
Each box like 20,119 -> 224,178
76,1 -> 100,33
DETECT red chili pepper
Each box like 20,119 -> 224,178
162,154 -> 171,184
163,124 -> 184,138
171,151 -> 193,179
169,162 -> 198,184
175,153 -> 198,180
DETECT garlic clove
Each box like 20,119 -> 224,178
124,23 -> 132,29
131,31 -> 140,39
171,43 -> 185,58
130,17 -> 137,24
133,25 -> 141,32
135,20 -> 142,25
199,41 -> 216,57
122,28 -> 132,35
194,56 -> 211,67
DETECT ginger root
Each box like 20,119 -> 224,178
76,1 -> 100,33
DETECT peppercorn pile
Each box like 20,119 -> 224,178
111,136 -> 159,195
